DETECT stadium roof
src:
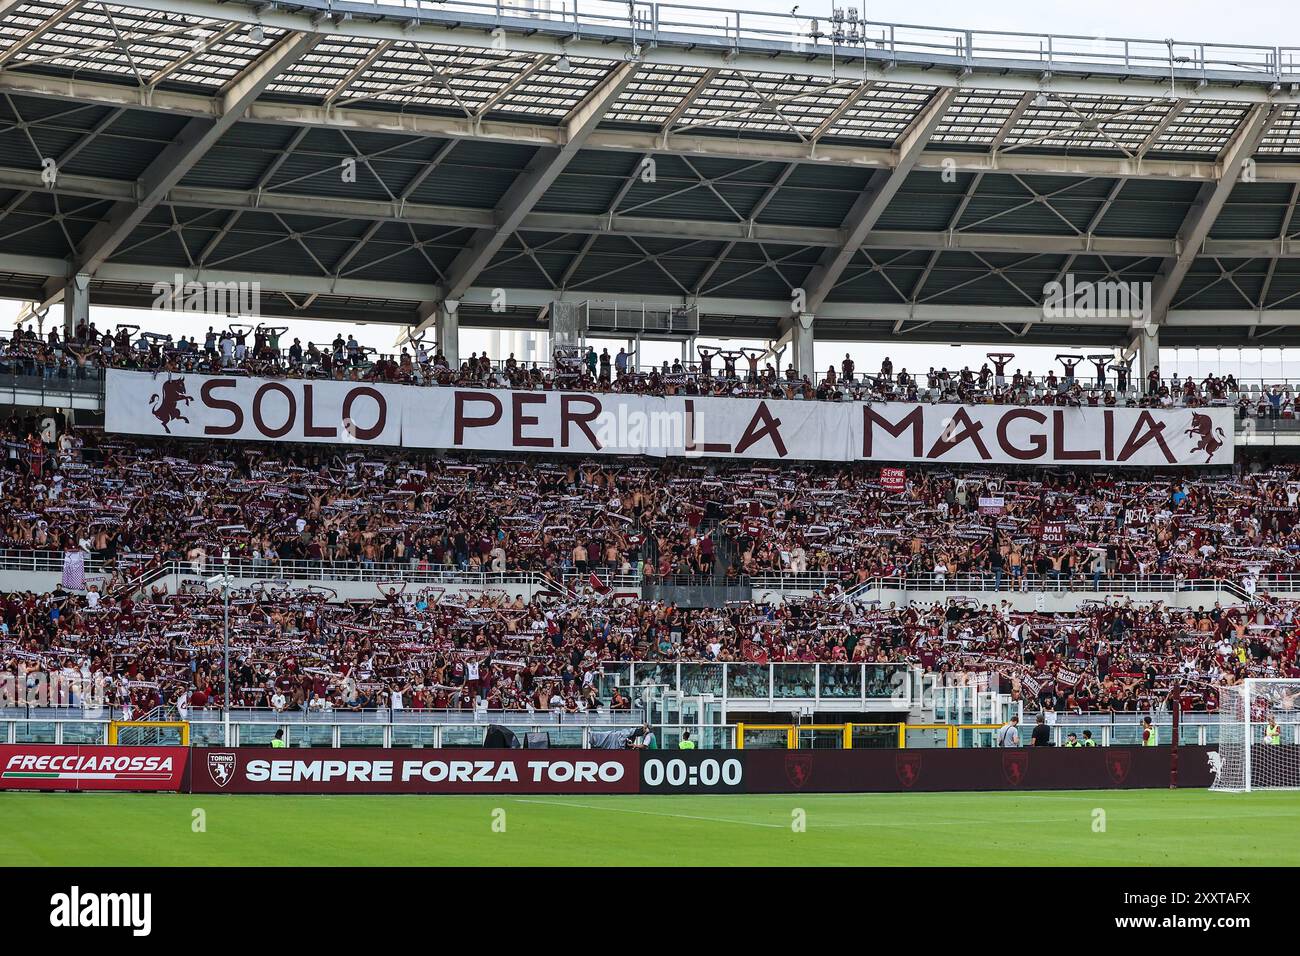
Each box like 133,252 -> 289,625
4,0 -> 1300,345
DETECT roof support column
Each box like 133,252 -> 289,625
412,61 -> 640,337
1129,326 -> 1160,393
39,30 -> 321,304
801,88 -> 957,314
1148,103 -> 1282,325
789,313 -> 814,379
63,271 -> 89,338
548,301 -> 582,360
435,301 -> 459,369
766,312 -> 814,377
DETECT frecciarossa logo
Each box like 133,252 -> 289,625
0,745 -> 188,791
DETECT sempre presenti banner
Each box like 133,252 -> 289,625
106,369 -> 1235,466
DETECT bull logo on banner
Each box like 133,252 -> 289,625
895,753 -> 922,789
148,375 -> 192,434
207,752 -> 237,789
784,753 -> 814,790
1002,750 -> 1029,786
1185,413 -> 1226,464
1105,750 -> 1132,785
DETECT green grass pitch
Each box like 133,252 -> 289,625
3,790 -> 1297,866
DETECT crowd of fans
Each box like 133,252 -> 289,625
3,577 -> 1297,717
2,422 -> 1300,591
3,381 -> 1300,717
3,318 -> 1291,412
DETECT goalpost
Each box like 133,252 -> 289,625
1210,679 -> 1300,792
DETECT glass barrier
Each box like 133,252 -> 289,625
14,722 -> 56,744
236,724 -> 285,747
0,714 -> 1221,750
773,664 -> 817,698
298,724 -> 336,747
955,726 -> 999,749
633,663 -> 679,697
904,726 -> 954,749
440,726 -> 489,747
696,726 -> 734,749
1107,723 -> 1146,746
739,727 -> 790,749
796,727 -> 846,750
190,723 -> 228,746
391,726 -> 439,748
850,724 -> 900,749
60,722 -> 106,744
819,665 -> 862,699
678,664 -> 724,697
865,666 -> 901,699
727,664 -> 770,699
337,726 -> 385,747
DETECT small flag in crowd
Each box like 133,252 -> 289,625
62,550 -> 86,591
588,572 -> 611,595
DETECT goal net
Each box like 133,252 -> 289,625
1210,679 -> 1300,791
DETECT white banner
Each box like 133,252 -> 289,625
105,370 -> 406,446
105,370 -> 1235,467
858,402 -> 1233,467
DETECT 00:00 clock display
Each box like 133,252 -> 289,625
642,758 -> 743,787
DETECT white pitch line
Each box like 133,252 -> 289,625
513,799 -> 1300,833
763,809 -> 1300,829
511,798 -> 786,829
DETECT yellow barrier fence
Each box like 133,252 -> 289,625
735,722 -> 1001,749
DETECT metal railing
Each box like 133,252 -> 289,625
2,662 -> 914,716
0,368 -> 104,408
9,551 -> 1300,597
0,715 -> 729,749
12,352 -> 1300,414
746,571 -> 1265,596
322,0 -> 1300,83
0,551 -> 641,591
0,711 -> 1261,748
1018,713 -> 1298,748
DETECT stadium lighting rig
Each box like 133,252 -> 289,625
802,2 -> 880,80
805,5 -> 865,45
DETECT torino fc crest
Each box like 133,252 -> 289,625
784,753 -> 814,790
1002,751 -> 1029,786
894,753 -> 922,789
1105,750 -> 1132,785
207,752 -> 237,788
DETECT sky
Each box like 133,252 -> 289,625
789,0 -> 1294,46
3,0 -> 1295,380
